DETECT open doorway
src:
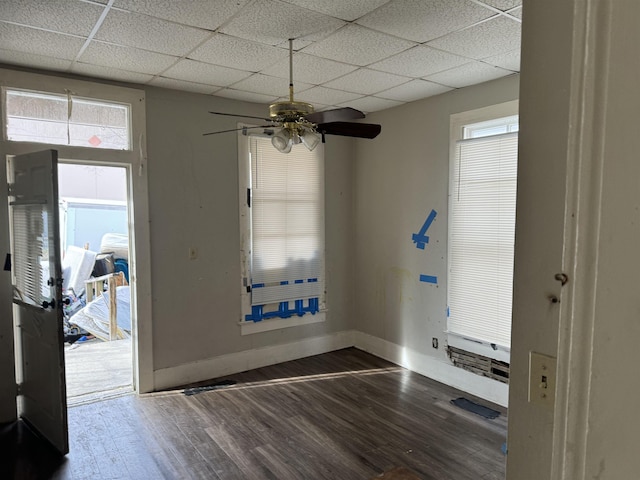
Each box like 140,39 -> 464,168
58,163 -> 134,405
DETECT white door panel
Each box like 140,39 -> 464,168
8,149 -> 68,455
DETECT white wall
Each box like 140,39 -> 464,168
352,74 -> 519,406
0,71 -> 356,421
143,86 -> 355,374
507,1 -> 640,479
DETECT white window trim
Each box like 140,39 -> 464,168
237,125 -> 326,335
447,100 -> 518,362
0,67 -> 154,393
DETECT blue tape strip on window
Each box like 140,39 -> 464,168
245,297 -> 320,322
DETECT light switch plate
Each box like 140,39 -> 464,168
529,351 -> 557,409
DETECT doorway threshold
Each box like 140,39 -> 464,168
65,337 -> 133,406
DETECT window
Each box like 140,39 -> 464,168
4,88 -> 131,150
448,109 -> 518,362
239,132 -> 325,332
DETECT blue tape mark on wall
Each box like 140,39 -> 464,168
419,274 -> 438,284
412,209 -> 437,250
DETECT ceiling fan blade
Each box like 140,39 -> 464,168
305,107 -> 365,124
209,111 -> 273,122
203,125 -> 274,136
317,122 -> 381,139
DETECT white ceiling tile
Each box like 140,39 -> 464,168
480,0 -> 522,10
71,62 -> 154,84
78,41 -> 178,74
94,9 -> 210,56
296,86 -> 362,106
423,61 -> 512,88
0,23 -> 85,60
509,6 -> 523,19
163,59 -> 252,87
282,0 -> 392,21
427,16 -> 521,60
113,0 -> 250,30
219,0 -> 345,46
149,77 -> 217,95
369,45 -> 468,77
260,53 -> 357,84
302,24 -> 415,66
483,49 -> 520,71
189,34 -> 288,72
339,96 -> 403,113
323,69 -> 409,95
230,73 -> 312,97
0,48 -> 72,72
0,0 -> 104,36
356,0 -> 495,43
214,89 -> 278,105
377,79 -> 452,101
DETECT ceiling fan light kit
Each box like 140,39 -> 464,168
204,39 -> 381,152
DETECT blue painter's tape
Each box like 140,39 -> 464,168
245,297 -> 320,322
419,274 -> 438,284
447,306 -> 450,317
308,278 -> 318,283
252,283 -> 265,289
412,209 -> 437,249
280,281 -> 289,285
294,279 -> 304,284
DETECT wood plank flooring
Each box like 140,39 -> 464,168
64,338 -> 132,405
1,348 -> 507,480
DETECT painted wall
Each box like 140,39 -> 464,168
507,1 -> 640,478
352,74 -> 519,406
143,86 -> 355,373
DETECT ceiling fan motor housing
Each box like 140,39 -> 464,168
269,101 -> 314,121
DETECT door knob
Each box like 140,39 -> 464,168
42,299 -> 56,309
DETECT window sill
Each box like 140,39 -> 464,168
239,311 -> 326,335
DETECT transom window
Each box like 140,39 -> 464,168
4,88 -> 131,150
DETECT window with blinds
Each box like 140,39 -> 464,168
447,116 -> 518,352
245,135 -> 324,320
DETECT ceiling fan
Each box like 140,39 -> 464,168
204,39 -> 381,153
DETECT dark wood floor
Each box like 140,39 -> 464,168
0,348 -> 507,480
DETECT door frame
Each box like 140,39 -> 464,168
0,69 -> 154,424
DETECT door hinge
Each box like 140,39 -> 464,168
246,188 -> 251,208
16,383 -> 22,395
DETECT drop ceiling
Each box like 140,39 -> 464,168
0,0 -> 521,113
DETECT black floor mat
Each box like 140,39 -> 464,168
451,397 -> 501,419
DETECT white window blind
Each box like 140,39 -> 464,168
249,136 -> 324,306
448,131 -> 518,348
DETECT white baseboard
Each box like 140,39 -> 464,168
153,330 -> 355,391
352,332 -> 509,407
153,330 -> 508,407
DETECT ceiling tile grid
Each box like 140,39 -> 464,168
301,24 -> 416,66
93,9 -> 211,57
162,59 -> 253,87
219,0 -> 345,46
356,0 -> 496,43
113,0 -> 251,31
0,0 -> 105,37
189,34 -> 289,72
0,0 -> 522,112
78,41 -> 178,75
423,60 -> 512,88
